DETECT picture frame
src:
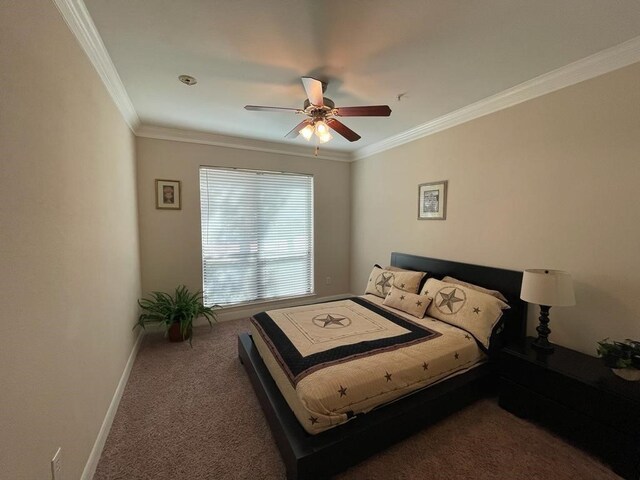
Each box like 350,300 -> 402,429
155,179 -> 181,210
418,180 -> 447,220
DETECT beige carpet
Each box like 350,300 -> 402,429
94,319 -> 620,480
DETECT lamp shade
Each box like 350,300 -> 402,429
520,269 -> 575,307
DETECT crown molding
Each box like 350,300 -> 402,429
354,35 -> 640,160
54,0 -> 639,161
53,0 -> 140,131
136,125 -> 353,162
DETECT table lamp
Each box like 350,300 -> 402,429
520,269 -> 575,352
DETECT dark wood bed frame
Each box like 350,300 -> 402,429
238,252 -> 527,479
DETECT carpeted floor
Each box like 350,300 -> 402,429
94,319 -> 621,480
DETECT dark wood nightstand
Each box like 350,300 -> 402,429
499,337 -> 640,480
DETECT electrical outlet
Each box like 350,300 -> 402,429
51,447 -> 62,480
325,276 -> 332,286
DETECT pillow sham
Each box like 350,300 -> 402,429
382,286 -> 432,318
421,278 -> 509,349
385,266 -> 429,290
365,266 -> 425,298
385,266 -> 423,274
441,276 -> 508,302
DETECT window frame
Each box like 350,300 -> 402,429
199,165 -> 315,308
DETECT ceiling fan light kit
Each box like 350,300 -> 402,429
314,120 -> 333,143
300,124 -> 314,141
298,121 -> 332,143
245,76 -> 391,153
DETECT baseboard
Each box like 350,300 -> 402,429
81,330 -> 145,480
80,293 -> 353,477
193,292 -> 355,326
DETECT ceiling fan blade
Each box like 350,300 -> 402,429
301,77 -> 324,107
335,105 -> 392,117
327,119 -> 361,142
285,119 -> 311,139
245,105 -> 301,113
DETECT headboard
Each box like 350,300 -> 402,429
390,252 -> 527,345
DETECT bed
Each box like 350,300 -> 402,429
238,252 -> 527,479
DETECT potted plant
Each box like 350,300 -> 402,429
135,285 -> 220,346
596,338 -> 640,381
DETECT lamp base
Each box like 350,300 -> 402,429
531,336 -> 555,352
532,305 -> 554,354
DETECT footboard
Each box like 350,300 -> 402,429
238,332 -> 495,479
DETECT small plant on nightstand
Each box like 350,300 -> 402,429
597,338 -> 640,381
135,285 -> 220,346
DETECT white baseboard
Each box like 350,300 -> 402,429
81,330 -> 145,480
80,292 -> 353,478
193,292 -> 355,326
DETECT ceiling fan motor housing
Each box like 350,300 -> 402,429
303,97 -> 335,111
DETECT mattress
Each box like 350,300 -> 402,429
250,294 -> 487,434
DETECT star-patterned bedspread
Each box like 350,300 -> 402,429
251,297 -> 441,386
250,295 -> 487,435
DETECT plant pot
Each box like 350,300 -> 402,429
168,322 -> 192,342
611,368 -> 640,381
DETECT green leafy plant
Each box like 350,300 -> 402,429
596,338 -> 640,370
135,286 -> 220,346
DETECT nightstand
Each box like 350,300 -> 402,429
499,337 -> 640,480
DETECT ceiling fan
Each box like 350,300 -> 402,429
245,77 -> 391,150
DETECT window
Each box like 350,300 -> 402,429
200,167 -> 314,306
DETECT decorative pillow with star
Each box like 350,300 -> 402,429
385,265 -> 424,274
364,266 -> 426,298
386,265 -> 429,290
442,276 -> 508,302
420,278 -> 509,349
382,286 -> 432,318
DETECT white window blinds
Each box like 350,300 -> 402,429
200,167 -> 314,306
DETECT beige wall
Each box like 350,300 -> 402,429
0,2 -> 141,479
136,137 -> 351,317
351,62 -> 640,355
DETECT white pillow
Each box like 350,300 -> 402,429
421,278 -> 509,348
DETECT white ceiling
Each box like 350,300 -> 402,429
84,0 -> 640,153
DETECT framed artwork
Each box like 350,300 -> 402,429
155,179 -> 181,210
418,180 -> 447,220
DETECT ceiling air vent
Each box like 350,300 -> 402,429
178,75 -> 197,86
